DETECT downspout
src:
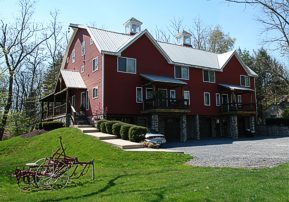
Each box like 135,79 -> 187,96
101,54 -> 105,118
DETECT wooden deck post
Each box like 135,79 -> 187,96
66,89 -> 69,114
53,95 -> 56,117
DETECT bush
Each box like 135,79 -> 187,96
105,121 -> 119,134
112,122 -> 123,137
100,122 -> 107,133
96,119 -> 107,131
282,108 -> 289,119
120,124 -> 133,140
35,122 -> 43,130
42,121 -> 64,131
129,126 -> 148,142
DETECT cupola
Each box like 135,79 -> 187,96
176,30 -> 192,47
124,17 -> 142,35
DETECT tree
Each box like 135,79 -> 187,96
225,0 -> 289,55
0,0 -> 53,141
208,26 -> 236,53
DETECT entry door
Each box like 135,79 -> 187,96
222,94 -> 229,111
158,89 -> 167,107
81,92 -> 86,109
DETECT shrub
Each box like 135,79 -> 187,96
266,118 -> 289,126
105,121 -> 119,134
129,126 -> 148,142
282,108 -> 289,119
35,122 -> 43,130
112,122 -> 123,137
120,124 -> 133,140
42,121 -> 64,131
100,122 -> 107,133
96,119 -> 107,131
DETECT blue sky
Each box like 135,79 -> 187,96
0,0 -> 286,66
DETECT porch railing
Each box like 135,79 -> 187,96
42,103 -> 67,119
143,98 -> 189,111
220,103 -> 256,113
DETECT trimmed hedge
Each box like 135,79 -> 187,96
100,122 -> 107,133
41,121 -> 64,131
128,126 -> 148,142
266,118 -> 289,126
96,119 -> 107,131
112,122 -> 123,138
120,124 -> 133,140
105,121 -> 119,134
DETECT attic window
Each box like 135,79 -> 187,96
240,75 -> 250,87
81,41 -> 86,56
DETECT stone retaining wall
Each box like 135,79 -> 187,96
256,125 -> 289,137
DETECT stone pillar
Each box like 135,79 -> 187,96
211,118 -> 216,137
250,116 -> 256,133
195,114 -> 200,140
180,115 -> 187,142
229,115 -> 238,139
151,114 -> 159,132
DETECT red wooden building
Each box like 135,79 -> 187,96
41,18 -> 257,141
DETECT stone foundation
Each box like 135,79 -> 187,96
229,115 -> 238,139
180,115 -> 187,142
151,114 -> 159,132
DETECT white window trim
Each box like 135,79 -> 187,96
174,66 -> 189,80
81,65 -> 84,73
86,91 -> 89,110
117,57 -> 137,74
222,94 -> 229,104
204,92 -> 211,106
80,92 -> 86,107
146,88 -> 153,99
92,86 -> 98,99
72,49 -> 75,63
136,87 -> 143,103
92,57 -> 99,72
170,89 -> 176,99
237,95 -> 242,103
81,41 -> 86,56
183,90 -> 190,105
71,95 -> 75,108
216,93 -> 221,106
203,70 -> 216,83
240,75 -> 250,87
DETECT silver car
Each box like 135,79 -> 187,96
144,133 -> 166,148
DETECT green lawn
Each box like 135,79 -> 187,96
0,128 -> 288,202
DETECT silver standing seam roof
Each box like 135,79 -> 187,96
68,24 -> 257,77
219,84 -> 254,92
60,70 -> 87,89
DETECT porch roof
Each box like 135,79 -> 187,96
61,70 -> 87,89
140,73 -> 187,86
219,84 -> 254,92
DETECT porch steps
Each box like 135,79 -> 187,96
102,139 -> 144,149
78,127 -> 98,133
84,132 -> 117,140
74,125 -> 94,128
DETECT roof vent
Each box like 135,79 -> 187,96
176,30 -> 192,47
124,17 -> 142,35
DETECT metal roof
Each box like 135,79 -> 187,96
61,70 -> 87,89
67,24 -> 257,77
219,84 -> 254,92
140,73 -> 187,85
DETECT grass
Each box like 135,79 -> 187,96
0,128 -> 288,202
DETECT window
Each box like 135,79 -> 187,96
136,87 -> 143,103
81,41 -> 86,56
237,95 -> 242,103
92,57 -> 98,72
203,70 -> 215,83
92,86 -> 98,99
117,57 -> 136,74
175,66 -> 189,80
81,65 -> 84,73
146,88 -> 153,99
71,49 -> 75,63
170,90 -> 176,99
85,91 -> 89,110
240,75 -> 250,87
216,93 -> 221,106
71,95 -> 75,108
204,92 -> 211,106
90,37 -> 93,45
183,90 -> 190,105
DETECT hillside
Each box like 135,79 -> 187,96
0,128 -> 288,201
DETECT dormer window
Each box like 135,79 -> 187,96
124,17 -> 142,35
176,30 -> 192,47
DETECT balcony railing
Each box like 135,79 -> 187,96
143,98 -> 189,111
220,103 -> 256,113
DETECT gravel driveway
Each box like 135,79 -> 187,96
163,137 -> 289,168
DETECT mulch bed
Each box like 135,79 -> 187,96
21,130 -> 46,138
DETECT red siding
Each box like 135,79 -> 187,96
104,34 -> 256,116
64,29 -> 103,117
